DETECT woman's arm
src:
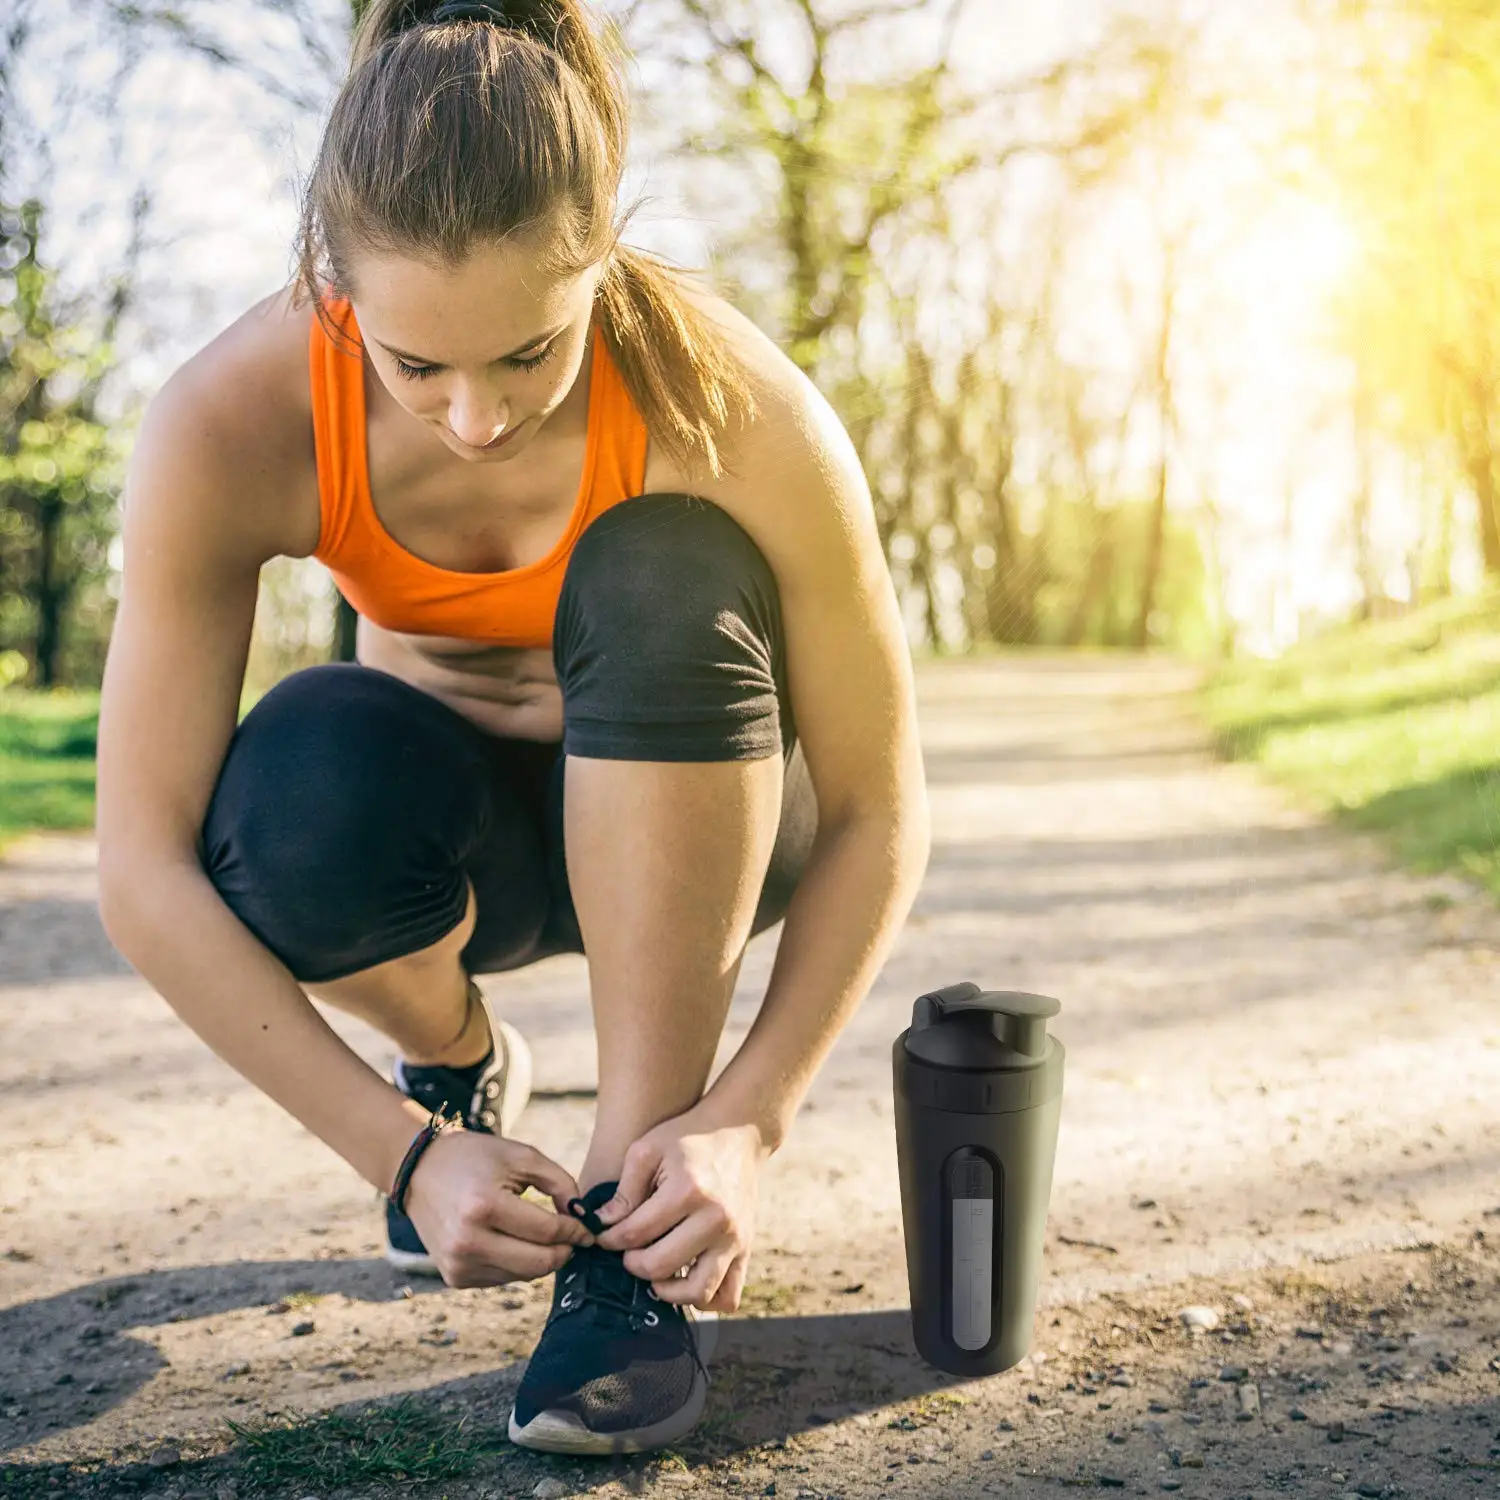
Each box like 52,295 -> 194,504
96,317 -> 429,1195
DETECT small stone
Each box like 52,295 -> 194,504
83,1382 -> 105,1395
1148,1400 -> 1171,1413
148,1447 -> 181,1469
997,1419 -> 1016,1432
220,1363 -> 250,1379
1236,1383 -> 1261,1421
1109,1373 -> 1134,1387
531,1481 -> 571,1500
291,1320 -> 315,1337
1160,1484 -> 1183,1494
1097,1478 -> 1126,1490
763,1486 -> 776,1498
979,1449 -> 995,1460
1230,1293 -> 1255,1312
1330,1475 -> 1346,1486
54,1373 -> 73,1385
1179,1305 -> 1220,1333
1327,1420 -> 1346,1443
1355,1485 -> 1383,1498
1327,1340 -> 1353,1356
1179,1452 -> 1204,1468
1289,1407 -> 1308,1420
1219,1366 -> 1249,1383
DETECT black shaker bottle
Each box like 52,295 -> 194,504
892,981 -> 1064,1375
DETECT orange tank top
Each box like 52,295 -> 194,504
308,296 -> 649,649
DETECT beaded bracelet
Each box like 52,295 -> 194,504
388,1104 -> 463,1216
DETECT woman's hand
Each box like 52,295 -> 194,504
591,1107 -> 768,1312
403,1130 -> 596,1288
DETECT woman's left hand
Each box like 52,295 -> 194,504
591,1107 -> 767,1312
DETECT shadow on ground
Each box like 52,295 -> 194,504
0,1260 -> 968,1462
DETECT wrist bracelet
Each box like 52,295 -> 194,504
388,1104 -> 463,1216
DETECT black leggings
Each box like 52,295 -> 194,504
200,493 -> 819,983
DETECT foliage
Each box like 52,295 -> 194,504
1329,0 -> 1500,575
0,199 -> 125,687
1200,586 -> 1500,894
0,688 -> 99,850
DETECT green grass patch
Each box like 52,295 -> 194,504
0,689 -> 99,850
224,1394 -> 489,1491
1200,590 -> 1500,896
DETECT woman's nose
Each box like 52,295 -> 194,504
447,389 -> 509,448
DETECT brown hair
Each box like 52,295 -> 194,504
292,0 -> 754,478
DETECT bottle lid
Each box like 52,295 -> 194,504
903,982 -> 1061,1071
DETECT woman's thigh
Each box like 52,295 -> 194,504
201,663 -> 556,983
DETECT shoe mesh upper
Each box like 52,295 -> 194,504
511,1181 -> 708,1435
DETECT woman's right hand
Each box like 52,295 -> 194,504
402,1129 -> 596,1288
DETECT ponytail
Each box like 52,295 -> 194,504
297,0 -> 754,478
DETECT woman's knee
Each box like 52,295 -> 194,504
553,493 -> 793,762
201,664 -> 490,981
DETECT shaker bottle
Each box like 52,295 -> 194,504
892,981 -> 1064,1375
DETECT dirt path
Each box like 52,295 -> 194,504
2,653 -> 1497,1498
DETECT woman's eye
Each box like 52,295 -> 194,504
510,343 -> 559,373
392,345 -> 557,379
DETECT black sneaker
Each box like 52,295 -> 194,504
385,979 -> 533,1275
506,1179 -> 719,1455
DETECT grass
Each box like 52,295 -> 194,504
224,1394 -> 489,1490
0,689 -> 99,850
1199,588 -> 1500,897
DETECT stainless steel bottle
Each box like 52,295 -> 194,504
892,982 -> 1065,1375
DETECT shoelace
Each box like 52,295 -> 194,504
558,1200 -> 709,1382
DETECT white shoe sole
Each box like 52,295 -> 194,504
488,1015 -> 533,1136
506,1310 -> 720,1455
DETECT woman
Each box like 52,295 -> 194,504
96,0 -> 930,1459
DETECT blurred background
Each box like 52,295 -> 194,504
1,0 -> 1496,887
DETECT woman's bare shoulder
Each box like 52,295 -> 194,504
142,285 -> 323,558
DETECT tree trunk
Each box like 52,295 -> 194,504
34,492 -> 65,687
333,594 -> 359,662
1133,248 -> 1174,651
1350,377 -> 1380,620
1065,509 -> 1115,647
1465,440 -> 1500,577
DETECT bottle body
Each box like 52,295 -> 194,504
892,1034 -> 1064,1375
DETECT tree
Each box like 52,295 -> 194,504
1329,0 -> 1500,578
0,198 -> 129,686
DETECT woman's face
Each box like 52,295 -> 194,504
347,238 -> 602,463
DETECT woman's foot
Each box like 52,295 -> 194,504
507,1180 -> 719,1455
384,979 -> 533,1274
